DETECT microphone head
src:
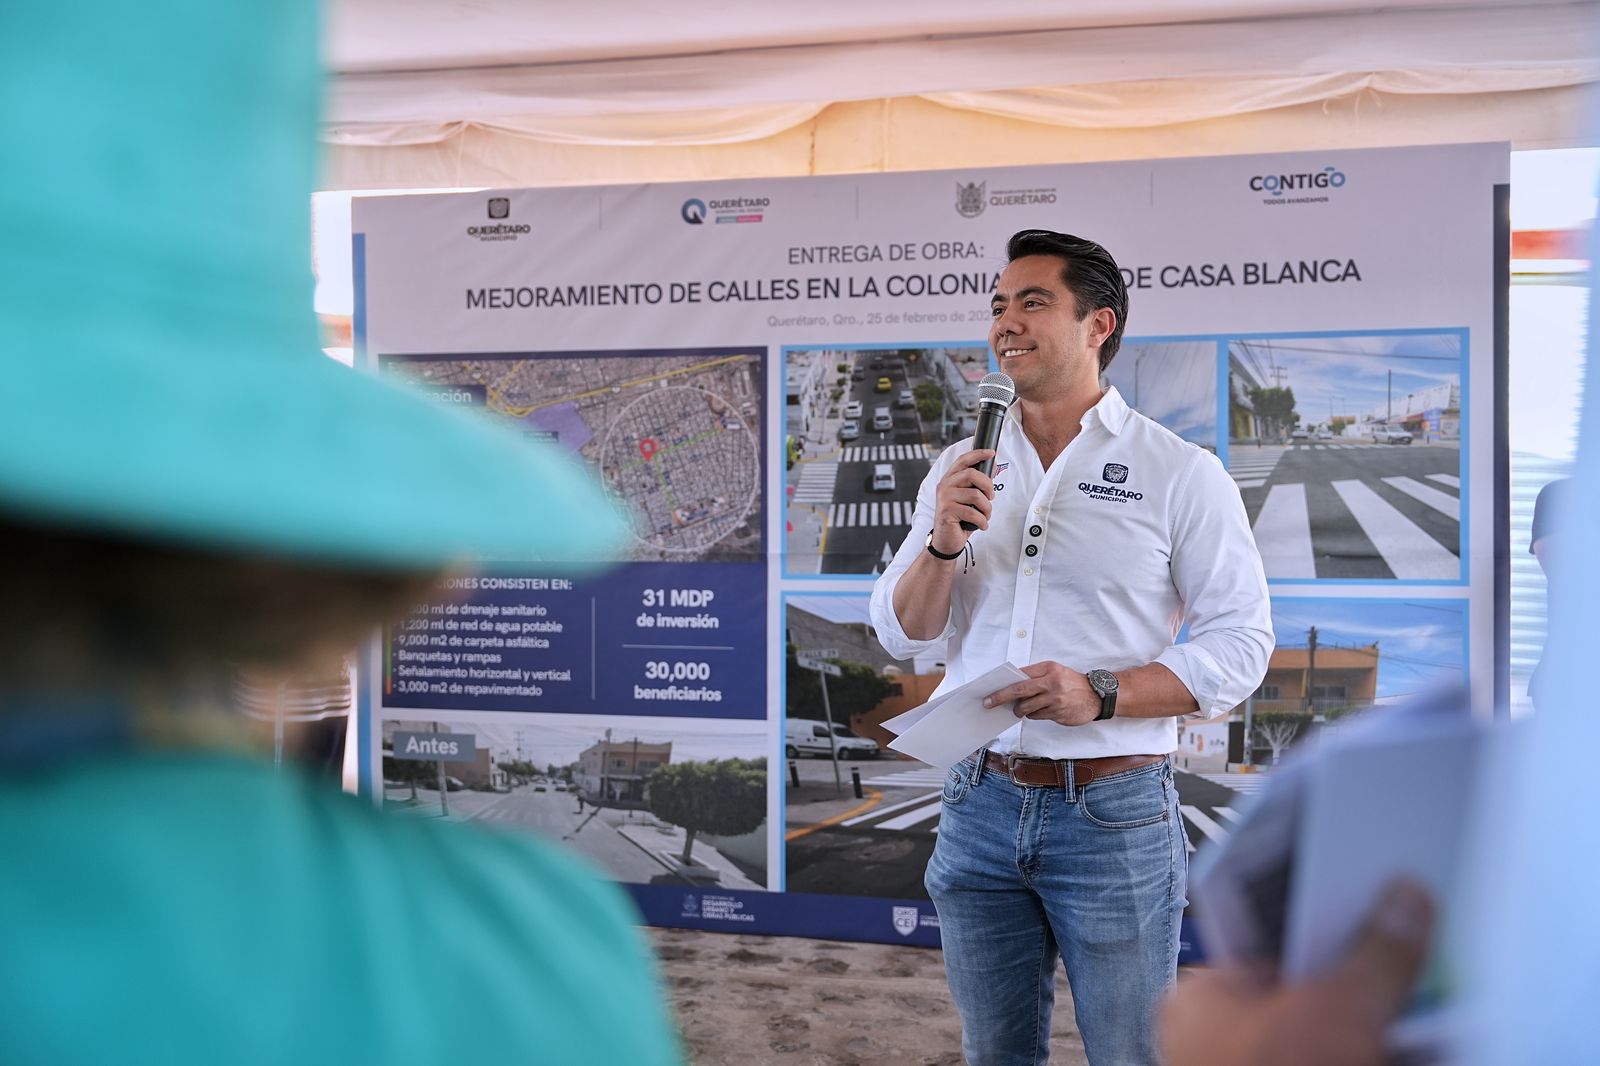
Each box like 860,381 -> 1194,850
978,372 -> 1016,407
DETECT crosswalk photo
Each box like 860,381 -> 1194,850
789,461 -> 919,529
840,765 -> 1255,854
1226,332 -> 1464,581
1228,442 -> 1463,581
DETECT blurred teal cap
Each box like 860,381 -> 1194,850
0,1 -> 626,569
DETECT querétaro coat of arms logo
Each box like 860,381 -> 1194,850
955,181 -> 987,218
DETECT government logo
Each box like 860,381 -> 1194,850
486,197 -> 509,219
1103,463 -> 1128,483
681,198 -> 707,225
955,181 -> 986,218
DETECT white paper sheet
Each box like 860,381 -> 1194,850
883,663 -> 1029,769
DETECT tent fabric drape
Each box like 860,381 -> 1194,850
323,3 -> 1599,149
321,85 -> 1593,191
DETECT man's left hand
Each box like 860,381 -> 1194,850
983,661 -> 1100,726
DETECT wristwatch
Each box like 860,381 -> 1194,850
1086,669 -> 1119,721
924,531 -> 964,560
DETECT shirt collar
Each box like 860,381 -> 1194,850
1084,385 -> 1131,436
1006,385 -> 1130,439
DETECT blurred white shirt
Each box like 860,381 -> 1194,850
870,386 -> 1272,759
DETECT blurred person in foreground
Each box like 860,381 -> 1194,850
0,3 -> 680,1064
1159,881 -> 1434,1066
1164,147 -> 1600,1066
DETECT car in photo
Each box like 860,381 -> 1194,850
785,718 -> 880,760
896,389 -> 915,409
838,419 -> 861,441
871,405 -> 893,431
851,367 -> 865,381
875,376 -> 892,392
1315,428 -> 1334,440
843,400 -> 863,419
1373,426 -> 1413,445
870,463 -> 896,492
1290,428 -> 1310,441
870,358 -> 884,369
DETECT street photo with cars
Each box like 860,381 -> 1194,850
783,344 -> 991,575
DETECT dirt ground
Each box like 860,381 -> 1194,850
650,927 -> 1091,1066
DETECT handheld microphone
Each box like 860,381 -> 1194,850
959,371 -> 1016,532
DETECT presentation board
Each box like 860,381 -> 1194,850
355,143 -> 1506,952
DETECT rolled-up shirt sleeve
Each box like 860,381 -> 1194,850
870,451 -> 958,660
1152,449 -> 1274,719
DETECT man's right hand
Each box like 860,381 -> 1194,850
931,449 -> 996,554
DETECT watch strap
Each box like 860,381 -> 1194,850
1089,670 -> 1119,721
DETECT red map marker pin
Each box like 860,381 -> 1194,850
639,438 -> 658,461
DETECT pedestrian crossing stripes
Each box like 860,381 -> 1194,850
839,444 -> 935,463
842,790 -> 942,831
790,461 -> 839,503
828,499 -> 916,528
1330,479 -> 1458,578
1195,772 -> 1270,794
836,786 -> 1240,852
1179,805 -> 1229,854
1289,442 -> 1395,450
1381,475 -> 1457,517
1227,446 -> 1287,491
1253,477 -> 1459,579
864,767 -> 947,789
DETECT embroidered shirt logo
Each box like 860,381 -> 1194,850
1079,481 -> 1144,503
1102,463 -> 1128,483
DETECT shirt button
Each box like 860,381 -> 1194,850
1028,524 -> 1042,536
1023,567 -> 1034,576
1024,544 -> 1038,557
1016,628 -> 1027,638
1034,507 -> 1043,515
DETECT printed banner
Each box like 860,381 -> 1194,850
355,144 -> 1505,953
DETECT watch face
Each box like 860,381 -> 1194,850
1089,670 -> 1118,695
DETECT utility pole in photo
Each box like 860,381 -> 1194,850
1306,626 -> 1322,725
432,719 -> 448,818
1242,691 -> 1256,770
797,649 -> 844,795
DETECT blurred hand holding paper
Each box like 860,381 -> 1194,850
880,663 -> 1029,769
1189,688 -> 1482,1058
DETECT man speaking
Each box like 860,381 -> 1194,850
870,230 -> 1272,1065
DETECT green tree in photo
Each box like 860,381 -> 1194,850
1247,385 -> 1299,440
1251,711 -> 1308,765
646,758 -> 767,866
785,647 -> 893,723
381,748 -> 433,801
914,381 -> 943,424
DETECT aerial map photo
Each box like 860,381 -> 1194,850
383,347 -> 764,563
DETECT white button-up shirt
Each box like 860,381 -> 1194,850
870,387 -> 1272,759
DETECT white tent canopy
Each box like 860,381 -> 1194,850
322,0 -> 1598,189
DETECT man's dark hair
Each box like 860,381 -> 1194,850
1005,229 -> 1129,371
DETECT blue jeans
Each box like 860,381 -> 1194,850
924,753 -> 1187,1066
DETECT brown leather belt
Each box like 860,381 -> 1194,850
982,751 -> 1166,789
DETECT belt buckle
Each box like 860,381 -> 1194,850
1004,753 -> 1038,787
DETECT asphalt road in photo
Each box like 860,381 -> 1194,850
783,758 -> 1263,898
1230,440 -> 1462,580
